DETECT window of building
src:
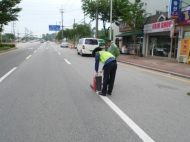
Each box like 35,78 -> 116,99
184,31 -> 190,39
156,11 -> 163,15
159,17 -> 165,22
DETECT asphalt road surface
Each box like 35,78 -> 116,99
0,42 -> 190,142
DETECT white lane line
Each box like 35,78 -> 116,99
98,94 -> 155,142
26,55 -> 31,60
34,50 -> 37,53
64,59 -> 71,64
55,50 -> 57,52
58,52 -> 61,55
0,67 -> 17,83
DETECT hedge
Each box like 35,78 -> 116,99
0,43 -> 15,47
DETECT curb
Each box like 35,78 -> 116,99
118,60 -> 190,79
0,47 -> 18,54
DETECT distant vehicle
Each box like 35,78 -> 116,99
30,40 -> 33,43
47,40 -> 50,43
40,39 -> 44,43
61,42 -> 69,48
22,40 -> 26,43
98,39 -> 103,43
77,38 -> 99,56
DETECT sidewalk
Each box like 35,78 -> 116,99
117,54 -> 190,79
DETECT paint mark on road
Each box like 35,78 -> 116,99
0,67 -> 17,83
64,59 -> 71,64
98,93 -> 155,142
26,55 -> 31,60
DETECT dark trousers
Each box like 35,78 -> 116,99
102,61 -> 117,94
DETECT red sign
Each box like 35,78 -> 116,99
144,20 -> 173,33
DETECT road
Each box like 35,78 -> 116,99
0,42 -> 190,142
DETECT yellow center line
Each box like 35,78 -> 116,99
118,62 -> 190,84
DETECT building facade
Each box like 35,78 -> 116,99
112,0 -> 169,45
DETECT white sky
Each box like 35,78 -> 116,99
3,0 -> 102,38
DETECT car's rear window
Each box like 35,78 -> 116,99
85,39 -> 98,45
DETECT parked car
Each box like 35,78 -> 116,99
61,42 -> 69,48
77,38 -> 99,56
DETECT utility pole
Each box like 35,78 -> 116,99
60,8 -> 64,42
95,1 -> 98,38
17,31 -> 19,43
74,19 -> 75,48
12,22 -> 16,42
110,0 -> 112,40
84,13 -> 85,24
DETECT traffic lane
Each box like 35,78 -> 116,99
15,42 -> 40,49
49,45 -> 157,141
53,47 -> 190,142
0,44 -> 142,142
0,43 -> 44,78
110,63 -> 190,142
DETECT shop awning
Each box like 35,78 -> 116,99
116,30 -> 143,37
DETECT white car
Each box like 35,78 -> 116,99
77,38 -> 99,56
61,42 -> 69,48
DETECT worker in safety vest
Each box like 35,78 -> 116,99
92,47 -> 117,96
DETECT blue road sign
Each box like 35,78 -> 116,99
49,25 -> 60,31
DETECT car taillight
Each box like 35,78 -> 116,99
82,45 -> 85,49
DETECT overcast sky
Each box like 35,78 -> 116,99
3,0 -> 101,38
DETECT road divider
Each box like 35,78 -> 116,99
0,67 -> 17,83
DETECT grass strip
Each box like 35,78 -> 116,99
0,46 -> 14,51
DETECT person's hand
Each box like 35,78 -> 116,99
95,72 -> 98,76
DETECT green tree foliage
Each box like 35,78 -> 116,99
42,33 -> 56,41
0,0 -> 22,32
120,0 -> 145,42
75,23 -> 91,38
2,33 -> 15,42
81,0 -> 130,37
56,24 -> 92,41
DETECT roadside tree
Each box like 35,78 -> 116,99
120,0 -> 145,45
0,0 -> 22,32
81,0 -> 130,37
2,33 -> 15,42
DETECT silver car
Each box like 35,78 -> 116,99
61,42 -> 69,48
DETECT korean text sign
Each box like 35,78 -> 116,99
180,6 -> 190,25
170,0 -> 180,18
180,39 -> 190,56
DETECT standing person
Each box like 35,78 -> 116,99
104,37 -> 120,58
92,47 -> 117,96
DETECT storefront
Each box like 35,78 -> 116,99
116,30 -> 143,54
143,20 -> 179,58
179,6 -> 190,63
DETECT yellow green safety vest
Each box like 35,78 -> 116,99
99,51 -> 115,63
